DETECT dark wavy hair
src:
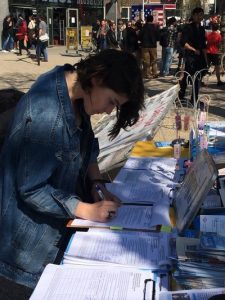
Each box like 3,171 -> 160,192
74,49 -> 144,139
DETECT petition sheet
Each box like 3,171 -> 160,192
71,204 -> 171,229
106,180 -> 167,204
64,231 -> 171,269
30,264 -> 154,300
106,157 -> 186,205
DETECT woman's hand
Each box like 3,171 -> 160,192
74,199 -> 121,223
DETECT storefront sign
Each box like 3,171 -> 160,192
42,0 -> 72,3
76,0 -> 103,5
41,0 -> 103,5
81,26 -> 92,49
66,27 -> 78,50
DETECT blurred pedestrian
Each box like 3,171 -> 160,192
37,15 -> 48,62
28,15 -> 36,49
160,17 -> 177,76
15,14 -> 30,56
139,14 -> 160,79
206,22 -> 224,86
1,15 -> 14,52
106,21 -> 119,49
97,19 -> 108,51
178,7 -> 208,106
122,21 -> 139,56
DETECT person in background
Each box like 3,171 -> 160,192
92,19 -> 101,52
134,20 -> 143,68
0,49 -> 144,296
206,22 -> 224,86
15,14 -> 30,56
175,19 -> 185,73
117,19 -> 125,48
1,15 -> 15,52
139,14 -> 160,79
178,7 -> 208,106
106,21 -> 119,49
37,15 -> 48,62
27,15 -> 36,50
122,20 -> 139,56
97,19 -> 108,51
160,17 -> 177,76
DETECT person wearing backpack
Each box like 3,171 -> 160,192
160,17 -> 177,76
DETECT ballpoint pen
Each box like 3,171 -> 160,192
95,184 -> 105,200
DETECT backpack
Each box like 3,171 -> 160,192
159,28 -> 169,47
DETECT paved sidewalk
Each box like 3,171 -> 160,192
0,46 -> 82,92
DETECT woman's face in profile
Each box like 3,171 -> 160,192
82,78 -> 128,116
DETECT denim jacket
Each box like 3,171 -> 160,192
0,65 -> 99,288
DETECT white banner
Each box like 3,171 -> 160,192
94,84 -> 179,172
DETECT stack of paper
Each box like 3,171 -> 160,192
106,156 -> 185,205
172,235 -> 225,289
63,230 -> 172,270
30,264 -> 162,300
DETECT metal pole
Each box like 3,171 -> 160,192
115,0 -> 118,40
36,16 -> 40,66
35,1 -> 40,66
142,0 -> 145,21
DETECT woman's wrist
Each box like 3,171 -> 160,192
74,201 -> 92,219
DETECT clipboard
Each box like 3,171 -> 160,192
173,150 -> 218,234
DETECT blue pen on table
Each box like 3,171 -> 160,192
95,184 -> 105,200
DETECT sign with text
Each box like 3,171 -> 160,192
66,27 -> 78,50
80,26 -> 92,49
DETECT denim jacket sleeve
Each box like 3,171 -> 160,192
16,138 -> 80,219
10,90 -> 82,219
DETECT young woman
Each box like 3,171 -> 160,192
0,49 -> 144,292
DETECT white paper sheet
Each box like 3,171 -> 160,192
30,264 -> 154,300
64,231 -> 171,269
106,181 -> 167,204
124,156 -> 177,172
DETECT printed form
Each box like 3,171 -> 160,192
63,230 -> 171,269
30,264 -> 154,300
71,204 -> 171,230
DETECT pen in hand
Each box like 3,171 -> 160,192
95,184 -> 105,200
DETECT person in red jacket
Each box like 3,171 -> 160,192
15,14 -> 30,56
206,22 -> 224,86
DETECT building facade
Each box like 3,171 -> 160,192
9,0 -> 104,45
7,0 -> 178,46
